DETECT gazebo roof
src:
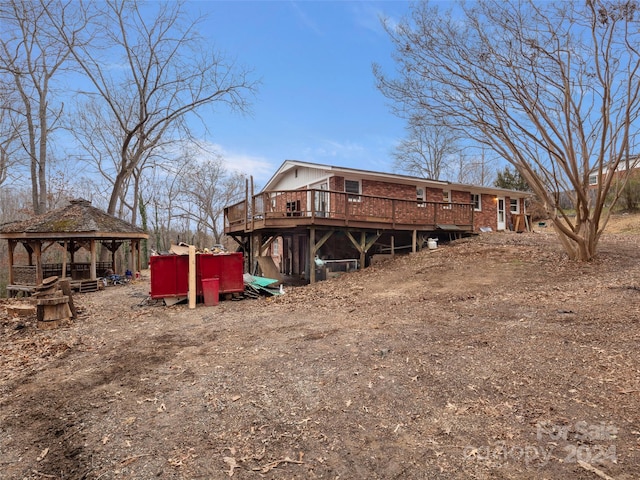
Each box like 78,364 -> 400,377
0,199 -> 148,240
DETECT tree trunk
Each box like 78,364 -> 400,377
553,217 -> 598,261
108,170 -> 128,216
38,97 -> 48,214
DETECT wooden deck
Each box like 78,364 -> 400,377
225,188 -> 474,234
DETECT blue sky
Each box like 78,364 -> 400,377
185,0 -> 412,185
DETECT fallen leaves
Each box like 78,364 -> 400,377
223,456 -> 239,476
223,448 -> 304,476
252,452 -> 305,474
36,447 -> 49,462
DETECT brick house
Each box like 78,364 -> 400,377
225,160 -> 531,282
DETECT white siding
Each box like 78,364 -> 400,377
269,166 -> 330,190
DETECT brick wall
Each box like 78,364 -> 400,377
361,180 -> 416,200
471,195 -> 526,231
473,194 -> 498,230
426,187 -> 443,202
451,190 -> 470,203
330,176 -> 344,191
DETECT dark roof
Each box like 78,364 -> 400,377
0,199 -> 148,240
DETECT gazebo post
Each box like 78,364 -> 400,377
34,240 -> 43,285
111,240 -> 117,273
90,239 -> 97,280
131,240 -> 140,273
8,240 -> 16,285
136,239 -> 142,272
61,240 -> 68,279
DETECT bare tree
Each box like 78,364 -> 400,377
0,101 -> 20,188
49,0 -> 257,219
0,0 -> 85,214
375,0 -> 640,260
454,149 -> 497,187
393,116 -> 459,180
174,152 -> 246,245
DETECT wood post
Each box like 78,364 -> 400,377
61,240 -> 68,279
34,241 -> 43,285
309,227 -> 316,283
308,229 -> 334,283
188,245 -> 196,309
412,230 -> 417,253
250,176 -> 255,232
8,240 -> 15,285
90,239 -> 97,280
345,230 -> 381,270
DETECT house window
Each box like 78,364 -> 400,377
471,193 -> 481,211
286,200 -> 301,216
442,190 -> 451,209
345,179 -> 361,202
416,187 -> 426,207
589,174 -> 598,185
272,240 -> 280,255
510,198 -> 520,214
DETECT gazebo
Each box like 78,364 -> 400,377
0,199 -> 149,297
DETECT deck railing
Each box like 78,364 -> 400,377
225,189 -> 474,231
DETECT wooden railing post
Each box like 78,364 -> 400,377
392,199 -> 396,228
470,204 -> 475,230
344,192 -> 349,221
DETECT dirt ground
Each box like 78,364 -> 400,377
1,217 -> 640,479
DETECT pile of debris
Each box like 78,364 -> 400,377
243,274 -> 283,299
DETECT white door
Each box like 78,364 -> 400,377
497,197 -> 506,230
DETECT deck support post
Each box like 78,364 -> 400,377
345,230 -> 381,271
391,236 -> 395,257
309,229 -> 334,283
412,230 -> 417,253
309,227 -> 316,283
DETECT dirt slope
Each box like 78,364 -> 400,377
1,225 -> 639,479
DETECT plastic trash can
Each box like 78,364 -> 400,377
202,277 -> 219,306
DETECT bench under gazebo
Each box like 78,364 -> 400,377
0,199 -> 148,297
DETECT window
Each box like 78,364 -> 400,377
471,193 -> 481,211
589,174 -> 598,185
510,198 -> 519,214
345,179 -> 361,201
416,187 -> 426,207
272,240 -> 280,255
442,190 -> 451,209
286,200 -> 301,216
